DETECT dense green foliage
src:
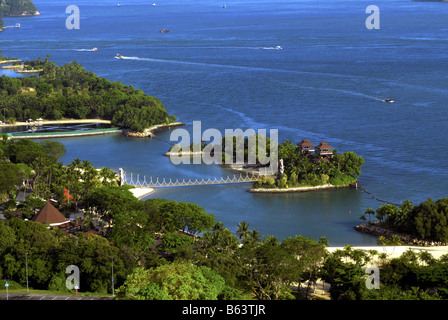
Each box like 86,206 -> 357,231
0,135 -> 120,209
320,246 -> 448,300
0,141 -> 330,300
0,0 -> 36,17
362,197 -> 448,243
1,138 -> 447,300
253,139 -> 364,189
0,57 -> 176,132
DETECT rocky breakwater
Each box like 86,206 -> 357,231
122,122 -> 184,138
355,222 -> 447,246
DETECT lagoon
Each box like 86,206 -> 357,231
1,0 -> 447,245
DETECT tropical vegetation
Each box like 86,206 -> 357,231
253,139 -> 365,189
0,55 -> 176,132
361,197 -> 448,243
0,0 -> 37,17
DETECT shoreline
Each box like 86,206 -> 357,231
9,128 -> 121,139
2,119 -> 184,140
248,184 -> 351,193
354,221 -> 447,246
327,245 -> 448,260
129,187 -> 155,200
0,118 -> 112,127
123,122 -> 184,138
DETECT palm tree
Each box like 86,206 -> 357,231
247,229 -> 262,244
364,207 -> 375,222
99,167 -> 118,186
236,221 -> 249,241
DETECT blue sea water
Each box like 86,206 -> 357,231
1,0 -> 447,245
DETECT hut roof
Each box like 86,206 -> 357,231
32,200 -> 70,226
297,139 -> 315,147
316,141 -> 333,149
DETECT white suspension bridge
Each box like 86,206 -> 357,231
119,169 -> 262,188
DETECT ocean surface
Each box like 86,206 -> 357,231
1,0 -> 447,245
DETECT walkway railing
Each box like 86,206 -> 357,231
123,171 -> 261,188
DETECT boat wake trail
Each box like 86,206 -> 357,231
117,56 -> 365,80
74,49 -> 97,52
296,85 -> 386,102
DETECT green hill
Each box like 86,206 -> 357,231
0,0 -> 37,17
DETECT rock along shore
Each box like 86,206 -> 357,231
122,122 -> 184,138
354,221 -> 447,246
248,184 -> 351,193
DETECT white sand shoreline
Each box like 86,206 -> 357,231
249,184 -> 342,193
129,187 -> 155,200
327,245 -> 448,260
0,119 -> 112,127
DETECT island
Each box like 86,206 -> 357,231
0,0 -> 39,17
164,136 -> 365,193
0,54 -> 178,137
250,139 -> 364,192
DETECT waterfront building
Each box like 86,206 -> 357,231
297,139 -> 315,154
315,141 -> 333,157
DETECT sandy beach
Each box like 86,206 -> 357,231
327,245 -> 448,260
248,184 -> 345,193
129,187 -> 155,200
0,119 -> 112,127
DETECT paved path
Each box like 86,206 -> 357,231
0,293 -> 115,300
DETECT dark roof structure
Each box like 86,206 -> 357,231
297,139 -> 315,147
31,200 -> 70,227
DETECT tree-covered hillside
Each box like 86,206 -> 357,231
0,0 -> 37,17
0,56 -> 176,132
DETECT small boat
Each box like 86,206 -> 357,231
275,46 -> 283,50
159,29 -> 170,33
115,53 -> 125,59
384,98 -> 394,103
152,3 -> 157,6
92,47 -> 98,51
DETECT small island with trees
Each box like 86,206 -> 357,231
165,135 -> 365,193
0,0 -> 40,30
251,139 -> 365,192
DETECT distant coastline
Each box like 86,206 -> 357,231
5,10 -> 40,17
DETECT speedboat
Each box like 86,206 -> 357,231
275,46 -> 283,50
384,98 -> 394,103
92,47 -> 98,51
115,53 -> 125,59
